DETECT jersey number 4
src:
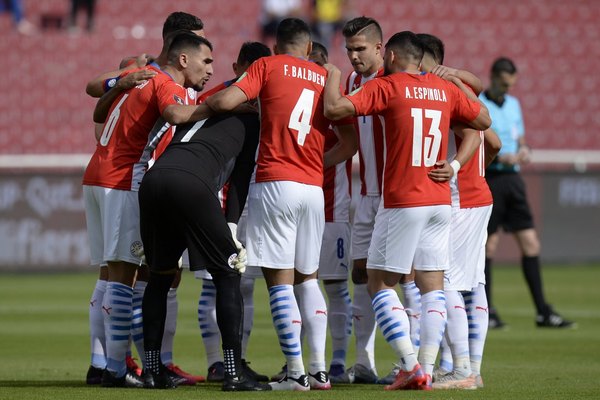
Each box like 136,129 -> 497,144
99,94 -> 129,146
288,89 -> 315,146
411,108 -> 442,167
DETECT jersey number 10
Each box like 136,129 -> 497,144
288,89 -> 315,146
411,108 -> 442,167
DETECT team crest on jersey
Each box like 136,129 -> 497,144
173,94 -> 185,105
130,241 -> 144,258
227,253 -> 238,269
186,87 -> 197,101
349,86 -> 363,96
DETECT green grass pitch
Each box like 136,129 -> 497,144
1,264 -> 599,399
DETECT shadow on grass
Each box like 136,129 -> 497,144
0,381 -> 92,388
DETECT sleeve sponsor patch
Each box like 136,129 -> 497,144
173,94 -> 185,105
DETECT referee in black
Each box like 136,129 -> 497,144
138,111 -> 270,391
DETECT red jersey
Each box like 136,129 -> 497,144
198,79 -> 235,103
323,126 -> 352,222
345,69 -> 385,196
449,130 -> 493,208
347,72 -> 481,208
233,54 -> 330,186
83,65 -> 186,191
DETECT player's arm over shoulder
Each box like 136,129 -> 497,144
323,63 -> 356,120
447,76 -> 491,131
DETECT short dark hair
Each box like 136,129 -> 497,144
167,31 -> 212,63
311,41 -> 328,58
385,31 -> 424,62
276,18 -> 311,47
237,41 -> 271,65
342,16 -> 383,42
491,57 -> 517,75
416,33 -> 444,65
162,12 -> 204,39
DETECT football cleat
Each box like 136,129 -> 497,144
328,364 -> 351,384
378,365 -> 400,385
207,361 -> 225,382
536,306 -> 576,328
270,363 -> 287,382
241,359 -> 269,382
348,363 -> 379,384
384,364 -> 428,391
86,365 -> 104,385
166,364 -> 205,385
222,371 -> 272,391
269,374 -> 310,391
101,369 -> 144,388
308,371 -> 331,390
432,371 -> 477,390
142,368 -> 177,389
125,355 -> 142,377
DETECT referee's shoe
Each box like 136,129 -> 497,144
536,306 -> 576,329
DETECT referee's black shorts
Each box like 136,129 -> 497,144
485,171 -> 535,235
139,168 -> 238,278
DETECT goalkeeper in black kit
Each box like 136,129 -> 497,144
138,110 -> 271,391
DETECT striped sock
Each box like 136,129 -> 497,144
418,290 -> 447,376
89,279 -> 107,369
372,289 -> 417,371
104,282 -> 133,377
401,280 -> 422,355
465,284 -> 489,375
295,279 -> 328,374
269,284 -> 304,378
445,290 -> 471,375
198,279 -> 222,366
324,281 -> 352,368
161,288 -> 178,366
131,280 -> 146,366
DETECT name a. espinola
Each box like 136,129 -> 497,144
283,65 -> 325,87
405,86 -> 448,102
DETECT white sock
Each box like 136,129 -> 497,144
371,289 -> 417,371
198,279 -> 222,366
104,282 -> 133,376
295,279 -> 328,374
439,334 -> 453,373
352,283 -> 377,370
131,280 -> 146,366
445,290 -> 471,376
240,276 -> 255,360
401,280 -> 422,356
323,281 -> 352,368
464,284 -> 489,376
418,290 -> 447,376
89,279 -> 107,368
161,287 -> 178,366
269,284 -> 305,378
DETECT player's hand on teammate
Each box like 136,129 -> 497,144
118,69 -> 158,90
428,160 -> 454,182
323,63 -> 341,76
431,64 -> 459,80
232,101 -> 258,114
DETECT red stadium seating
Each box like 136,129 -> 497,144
1,0 -> 598,155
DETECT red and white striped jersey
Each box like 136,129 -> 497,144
448,130 -> 493,208
323,127 -> 352,222
345,68 -> 385,196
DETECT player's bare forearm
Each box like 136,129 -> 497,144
93,84 -> 126,123
323,124 -> 358,168
86,55 -> 149,97
453,124 -> 482,167
205,86 -> 248,113
163,104 -> 214,125
484,128 -> 502,167
449,76 -> 492,130
323,64 -> 354,120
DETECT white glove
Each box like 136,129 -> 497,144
133,244 -> 147,266
227,222 -> 247,273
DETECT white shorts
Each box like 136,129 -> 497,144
446,205 -> 493,291
351,195 -> 381,260
246,181 -> 324,275
318,222 -> 351,280
367,205 -> 451,274
83,185 -> 143,266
